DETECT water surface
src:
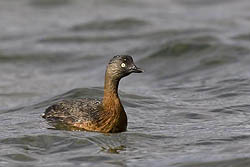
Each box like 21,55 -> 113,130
1,0 -> 250,166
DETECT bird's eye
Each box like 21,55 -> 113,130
121,63 -> 126,68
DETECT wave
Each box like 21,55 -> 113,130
71,17 -> 149,32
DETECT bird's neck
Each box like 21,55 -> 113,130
103,72 -> 120,104
101,70 -> 127,133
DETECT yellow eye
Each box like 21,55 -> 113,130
121,63 -> 126,68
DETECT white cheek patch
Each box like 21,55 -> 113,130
121,63 -> 126,68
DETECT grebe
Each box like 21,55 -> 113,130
43,55 -> 143,133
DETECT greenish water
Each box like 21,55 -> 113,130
1,0 -> 250,166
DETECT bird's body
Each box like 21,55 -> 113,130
43,97 -> 127,133
43,55 -> 143,133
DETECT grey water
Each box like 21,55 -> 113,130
1,0 -> 250,166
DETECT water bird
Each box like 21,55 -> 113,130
42,55 -> 143,133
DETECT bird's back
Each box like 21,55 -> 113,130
43,98 -> 103,126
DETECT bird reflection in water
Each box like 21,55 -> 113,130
87,133 -> 127,154
47,122 -> 127,154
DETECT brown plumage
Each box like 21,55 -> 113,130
43,55 -> 143,133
